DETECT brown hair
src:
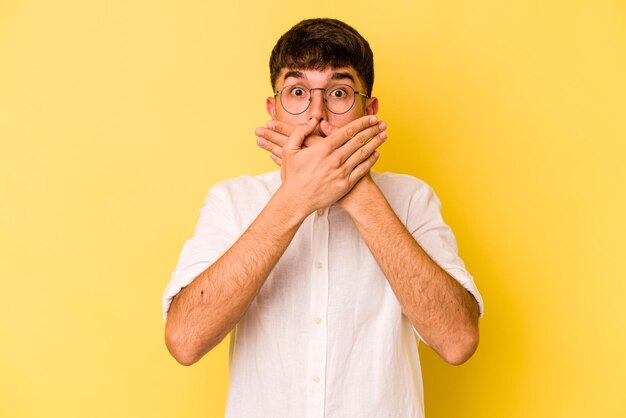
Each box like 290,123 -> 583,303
269,18 -> 375,96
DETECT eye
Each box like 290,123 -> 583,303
288,86 -> 307,97
329,87 -> 349,98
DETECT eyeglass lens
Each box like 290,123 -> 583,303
279,84 -> 357,115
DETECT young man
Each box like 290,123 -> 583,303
163,18 -> 483,417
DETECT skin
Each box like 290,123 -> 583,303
164,67 -> 387,365
256,67 -> 480,365
165,66 -> 479,366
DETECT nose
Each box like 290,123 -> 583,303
307,88 -> 328,121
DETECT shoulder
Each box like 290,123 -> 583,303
371,171 -> 443,226
200,172 -> 280,226
207,171 -> 281,201
371,171 -> 436,201
212,171 -> 281,193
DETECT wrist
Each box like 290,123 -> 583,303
272,184 -> 313,226
340,174 -> 381,217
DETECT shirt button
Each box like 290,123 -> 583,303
312,375 -> 320,383
314,261 -> 322,269
316,209 -> 324,216
313,317 -> 321,325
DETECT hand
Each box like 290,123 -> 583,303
256,118 -> 387,168
255,120 -> 324,167
255,116 -> 387,215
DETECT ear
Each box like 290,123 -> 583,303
366,97 -> 379,115
266,97 -> 277,119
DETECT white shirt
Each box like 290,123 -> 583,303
163,171 -> 484,418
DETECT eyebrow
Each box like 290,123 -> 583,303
330,72 -> 355,83
281,70 -> 356,84
282,70 -> 306,81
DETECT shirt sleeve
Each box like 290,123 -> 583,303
406,182 -> 484,320
162,183 -> 238,322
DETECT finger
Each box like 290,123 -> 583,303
267,120 -> 296,137
342,130 -> 386,170
269,153 -> 282,167
320,119 -> 335,137
303,134 -> 325,148
256,126 -> 289,148
338,121 -> 387,164
256,136 -> 284,159
327,115 -> 379,149
285,117 -> 319,151
348,151 -> 380,188
257,125 -> 321,154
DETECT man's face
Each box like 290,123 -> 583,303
266,67 -> 378,133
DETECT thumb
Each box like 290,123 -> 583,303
284,117 -> 319,151
320,119 -> 336,137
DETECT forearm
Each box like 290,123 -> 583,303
343,179 -> 479,365
165,187 -> 307,365
165,116 -> 384,365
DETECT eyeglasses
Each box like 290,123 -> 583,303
274,84 -> 370,115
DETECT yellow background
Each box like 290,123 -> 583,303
1,0 -> 625,417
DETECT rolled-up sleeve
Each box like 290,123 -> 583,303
162,184 -> 237,321
406,182 -> 484,319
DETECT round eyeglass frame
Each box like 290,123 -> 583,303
274,84 -> 371,115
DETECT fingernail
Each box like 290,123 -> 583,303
374,151 -> 380,157
369,116 -> 378,124
256,138 -> 266,146
380,132 -> 387,140
266,121 -> 275,129
379,121 -> 387,130
255,127 -> 264,136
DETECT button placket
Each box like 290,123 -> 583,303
305,209 -> 329,418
